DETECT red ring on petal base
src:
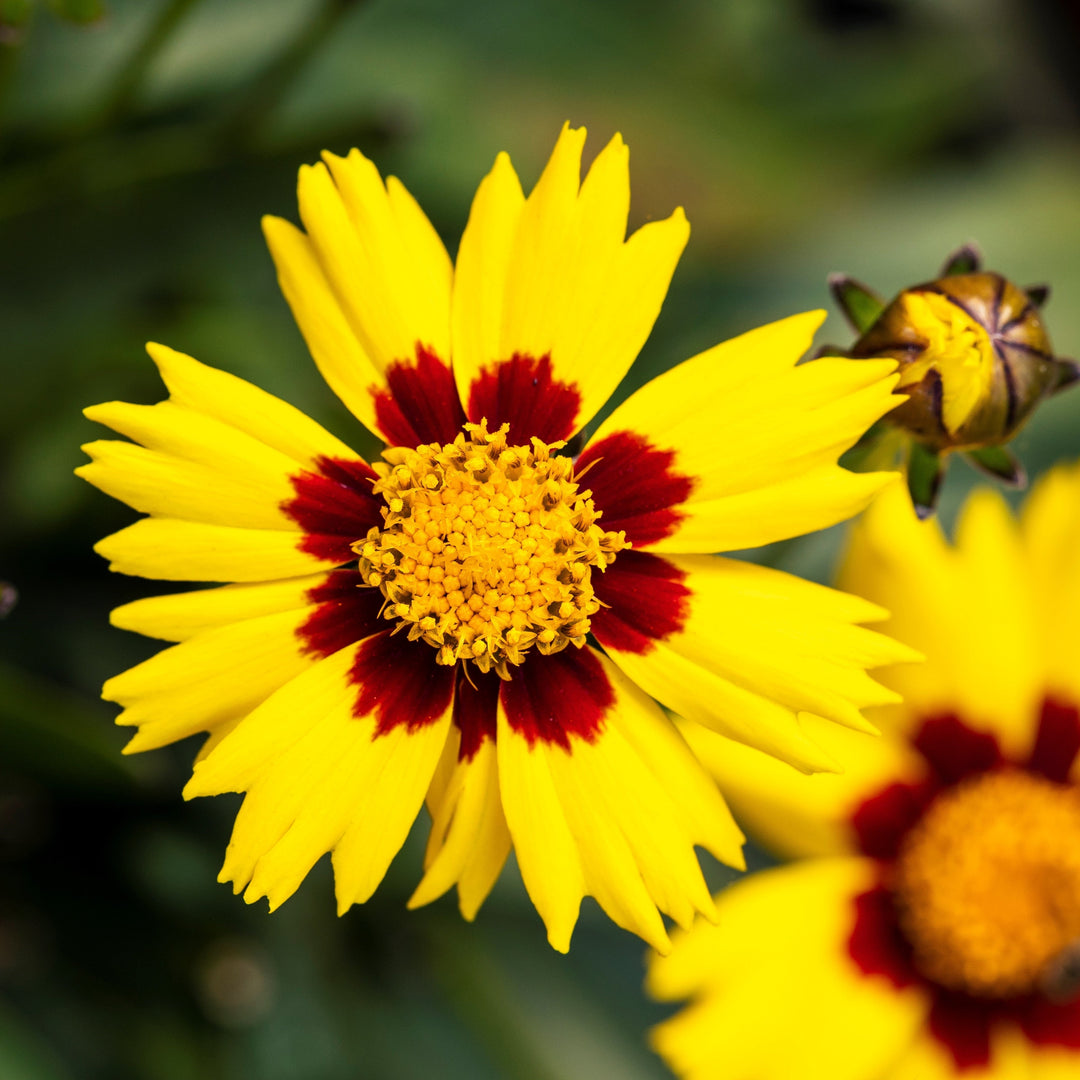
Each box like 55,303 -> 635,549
591,550 -> 690,654
283,456 -> 382,564
297,570 -> 385,659
373,344 -> 467,448
846,702 -> 1080,1071
466,353 -> 582,445
911,714 -> 1003,784
575,430 -> 694,548
1028,698 -> 1080,783
453,667 -> 500,762
350,630 -> 456,736
500,647 -> 613,751
851,781 -> 935,861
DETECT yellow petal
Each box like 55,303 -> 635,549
261,216 -> 386,438
839,479 -> 1041,756
496,709 -> 585,952
94,518 -> 335,582
451,150 -> 526,400
648,858 -> 927,1080
678,714 -> 925,860
578,312 -> 901,553
298,152 -> 452,372
884,1021 -> 1031,1080
454,125 -> 689,440
105,607 -> 321,754
110,573 -> 329,642
497,647 -> 739,953
1022,461 -> 1080,714
146,343 -> 358,467
408,730 -> 511,920
187,639 -> 453,913
594,553 -> 917,773
78,437 -> 295,530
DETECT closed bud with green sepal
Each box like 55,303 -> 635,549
829,245 -> 1078,516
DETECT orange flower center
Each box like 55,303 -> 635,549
355,421 -> 628,679
893,768 -> 1080,998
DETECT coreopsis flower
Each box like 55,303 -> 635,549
78,125 -> 910,953
831,246 -> 1078,516
651,474 -> 1080,1074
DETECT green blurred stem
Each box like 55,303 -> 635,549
0,0 -> 379,219
422,918 -> 563,1080
216,0 -> 369,147
0,36 -> 24,133
94,0 -> 204,128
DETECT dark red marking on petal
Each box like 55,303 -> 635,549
848,886 -> 1002,1070
575,430 -> 695,548
912,714 -> 1003,785
467,353 -> 582,444
848,885 -> 919,989
297,570 -> 385,659
350,630 -> 456,736
851,781 -> 935,860
591,550 -> 690,654
927,994 -> 994,1070
283,456 -> 382,564
1028,698 -> 1080,783
500,647 -> 613,751
453,667 -> 500,762
1017,995 -> 1080,1049
372,344 -> 466,449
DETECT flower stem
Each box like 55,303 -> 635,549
95,0 -> 204,129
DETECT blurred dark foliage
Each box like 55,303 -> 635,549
1,2 -> 1079,1077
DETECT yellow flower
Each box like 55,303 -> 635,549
652,474 -> 1080,1074
78,125 -> 909,953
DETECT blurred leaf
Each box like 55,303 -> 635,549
0,1005 -> 70,1080
0,0 -> 32,31
0,660 -> 132,791
47,0 -> 105,24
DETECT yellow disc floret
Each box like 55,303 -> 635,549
893,769 -> 1080,998
355,421 -> 628,679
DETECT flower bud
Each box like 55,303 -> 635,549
830,245 -> 1078,515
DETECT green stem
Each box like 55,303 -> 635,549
94,0 -> 203,129
422,918 -> 563,1080
215,0 -> 369,147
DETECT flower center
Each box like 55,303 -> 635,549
895,290 -> 995,435
893,769 -> 1080,999
354,421 -> 628,679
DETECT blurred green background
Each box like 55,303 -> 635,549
1,1 -> 1079,1077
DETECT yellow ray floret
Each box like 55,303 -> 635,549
497,650 -> 743,954
452,123 -> 690,437
598,555 -> 920,773
185,644 -> 453,914
839,480 -> 1042,754
583,311 -> 904,553
648,859 -> 927,1080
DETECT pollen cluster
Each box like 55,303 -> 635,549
355,421 -> 628,679
893,769 -> 1080,998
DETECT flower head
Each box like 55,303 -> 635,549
831,245 -> 1078,516
78,125 -> 909,952
653,472 -> 1080,1073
